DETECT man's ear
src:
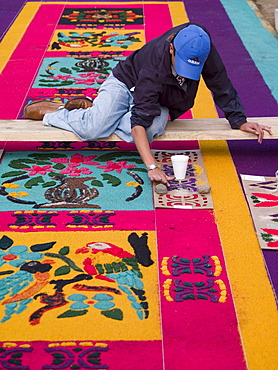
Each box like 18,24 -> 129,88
169,43 -> 174,55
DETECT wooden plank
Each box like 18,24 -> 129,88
0,117 -> 276,141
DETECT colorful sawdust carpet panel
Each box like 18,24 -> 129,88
0,149 -> 152,212
242,174 -> 278,250
0,1 -> 248,369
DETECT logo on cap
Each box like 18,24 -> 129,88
187,57 -> 200,65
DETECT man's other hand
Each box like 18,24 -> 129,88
239,121 -> 272,143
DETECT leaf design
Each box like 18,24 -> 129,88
96,151 -> 140,162
129,167 -> 147,173
262,228 -> 278,236
24,176 -> 45,189
60,67 -> 72,74
101,174 -> 121,187
120,158 -> 143,164
91,180 -> 104,187
55,265 -> 71,276
101,308 -> 123,320
48,172 -> 66,178
9,158 -> 36,169
1,170 -> 27,178
58,309 -> 88,318
31,241 -> 56,252
59,246 -> 70,255
52,163 -> 66,170
42,181 -> 57,188
28,153 -> 67,160
45,252 -> 83,272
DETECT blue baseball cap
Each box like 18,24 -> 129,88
173,25 -> 211,80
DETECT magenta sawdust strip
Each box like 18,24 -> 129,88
0,4 -> 65,119
176,109 -> 192,119
0,140 -> 138,152
0,210 -> 155,232
144,3 -> 192,120
0,340 -> 163,370
156,209 -> 247,369
151,140 -> 199,151
144,3 -> 172,41
0,140 -> 199,152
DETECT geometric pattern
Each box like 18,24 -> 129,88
241,174 -> 278,249
152,150 -> 213,209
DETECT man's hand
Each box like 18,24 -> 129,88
148,167 -> 175,186
132,125 -> 175,186
239,121 -> 272,143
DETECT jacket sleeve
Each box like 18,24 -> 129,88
202,43 -> 247,128
130,68 -> 163,129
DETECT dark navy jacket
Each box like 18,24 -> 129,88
112,22 -> 247,129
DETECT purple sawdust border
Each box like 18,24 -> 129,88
0,0 -> 27,41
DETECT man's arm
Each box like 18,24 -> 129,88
131,125 -> 174,185
202,43 -> 272,142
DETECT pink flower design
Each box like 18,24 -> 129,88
51,154 -> 100,166
97,161 -> 136,174
60,163 -> 93,176
50,154 -> 100,176
73,72 -> 103,85
74,78 -> 96,86
23,165 -> 53,176
50,158 -> 69,164
50,74 -> 72,81
78,72 -> 102,78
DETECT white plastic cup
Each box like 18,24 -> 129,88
171,155 -> 189,180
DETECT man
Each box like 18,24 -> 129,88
24,23 -> 272,185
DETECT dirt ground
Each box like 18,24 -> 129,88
252,0 -> 277,29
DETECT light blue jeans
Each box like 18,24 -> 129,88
43,74 -> 169,143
